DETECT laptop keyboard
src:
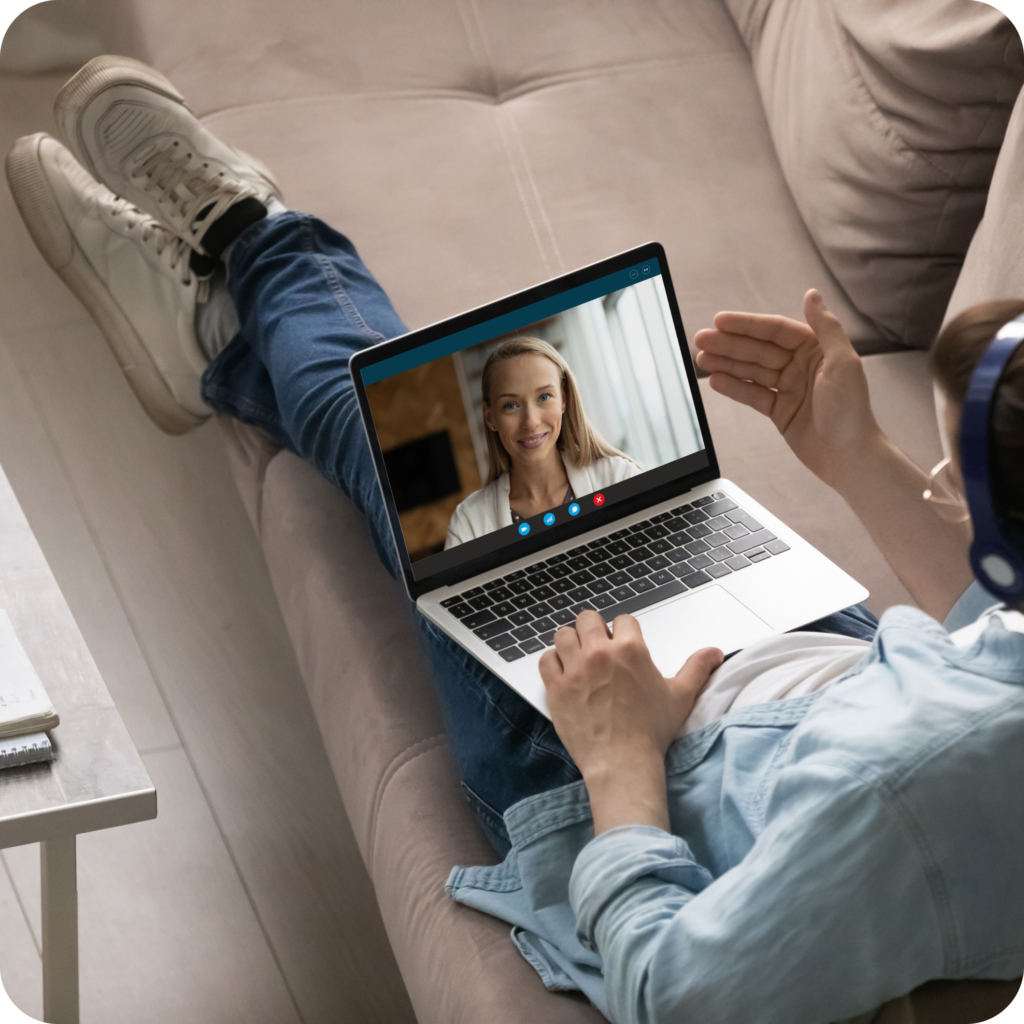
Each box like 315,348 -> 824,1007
439,491 -> 790,664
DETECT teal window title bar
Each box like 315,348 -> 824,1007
360,258 -> 663,386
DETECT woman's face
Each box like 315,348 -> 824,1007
484,354 -> 566,470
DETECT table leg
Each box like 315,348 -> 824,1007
41,836 -> 78,1024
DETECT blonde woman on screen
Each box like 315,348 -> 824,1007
445,337 -> 641,548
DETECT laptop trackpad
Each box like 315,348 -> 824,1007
631,586 -> 774,678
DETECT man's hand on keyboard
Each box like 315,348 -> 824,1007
539,610 -> 722,835
693,289 -> 884,489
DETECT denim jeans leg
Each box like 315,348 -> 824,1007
200,212 -> 577,854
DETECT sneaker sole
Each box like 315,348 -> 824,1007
55,55 -> 284,222
5,134 -> 207,436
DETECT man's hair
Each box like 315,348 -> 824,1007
479,336 -> 633,484
930,299 -> 1024,533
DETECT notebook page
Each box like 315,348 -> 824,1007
0,609 -> 55,727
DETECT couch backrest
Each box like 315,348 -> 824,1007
727,0 -> 1023,349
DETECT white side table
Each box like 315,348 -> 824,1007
0,461 -> 156,1024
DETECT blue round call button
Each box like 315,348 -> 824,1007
543,512 -> 556,526
518,522 -> 531,536
568,503 -> 581,517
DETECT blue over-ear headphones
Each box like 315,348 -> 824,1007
960,313 -> 1024,603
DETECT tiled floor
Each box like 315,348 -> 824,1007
0,71 -> 413,1024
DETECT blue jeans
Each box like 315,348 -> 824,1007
202,212 -> 878,856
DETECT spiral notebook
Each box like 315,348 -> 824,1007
0,609 -> 58,767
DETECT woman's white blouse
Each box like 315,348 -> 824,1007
444,452 -> 640,549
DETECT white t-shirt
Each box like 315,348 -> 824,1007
682,605 -> 1024,736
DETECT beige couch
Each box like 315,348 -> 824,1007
89,0 -> 1024,1020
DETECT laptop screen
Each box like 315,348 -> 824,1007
352,244 -> 718,597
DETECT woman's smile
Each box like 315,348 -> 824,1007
517,431 -> 549,450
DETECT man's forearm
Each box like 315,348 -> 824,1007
833,430 -> 974,621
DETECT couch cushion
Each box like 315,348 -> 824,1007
726,0 -> 1023,349
942,86 -> 1024,325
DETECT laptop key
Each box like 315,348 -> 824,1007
606,540 -> 630,556
526,561 -> 548,572
549,594 -> 573,610
568,587 -> 594,602
668,531 -> 690,548
672,504 -> 693,514
598,580 -> 686,621
631,577 -> 656,594
729,529 -> 777,555
666,549 -> 689,565
687,523 -> 714,540
587,539 -> 608,549
441,596 -> 463,607
490,586 -> 514,601
724,523 -> 750,541
610,554 -> 634,571
663,517 -> 687,532
692,496 -> 715,507
648,539 -> 672,554
526,571 -> 553,587
463,609 -> 497,629
520,638 -> 546,655
551,608 -> 575,625
646,555 -> 671,571
591,593 -> 617,609
568,545 -> 589,557
550,578 -> 575,594
492,600 -> 517,617
684,509 -> 710,525
486,633 -> 519,652
610,586 -> 635,602
709,547 -> 732,563
482,580 -> 505,592
588,546 -> 613,562
609,528 -> 632,540
468,595 -> 494,610
532,617 -> 558,633
448,603 -> 474,619
765,539 -> 791,555
504,570 -> 526,582
726,510 -> 764,532
706,516 -> 731,531
462,587 -> 485,599
538,631 -> 558,646
508,579 -> 532,595
624,535 -> 649,549
631,546 -> 654,561
712,491 -> 728,500
590,562 -> 616,578
533,586 -> 556,601
590,578 -> 613,594
570,601 -> 596,614
685,539 -> 711,556
650,570 -> 675,586
687,553 -> 714,571
547,553 -> 568,564
677,569 -> 713,589
703,497 -> 738,517
726,555 -> 752,571
473,618 -> 512,640
499,647 -> 526,663
645,524 -> 670,539
531,602 -> 554,617
570,569 -> 596,586
707,562 -> 732,578
547,563 -> 573,579
567,555 -> 593,571
748,549 -> 771,563
608,571 -> 633,587
509,609 -> 536,626
512,594 -> 538,609
651,512 -> 672,524
706,532 -> 730,549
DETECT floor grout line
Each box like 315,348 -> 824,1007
0,334 -> 309,1024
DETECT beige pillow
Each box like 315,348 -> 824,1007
725,0 -> 1023,349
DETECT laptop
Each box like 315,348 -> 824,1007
351,243 -> 867,717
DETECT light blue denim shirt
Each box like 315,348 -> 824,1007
446,592 -> 1024,1023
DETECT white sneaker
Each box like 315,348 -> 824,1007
54,55 -> 281,257
5,133 -> 212,435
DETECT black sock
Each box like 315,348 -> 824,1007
196,197 -> 268,260
189,250 -> 220,278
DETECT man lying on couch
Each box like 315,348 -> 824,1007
7,56 -> 1023,1024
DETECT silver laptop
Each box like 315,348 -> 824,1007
351,244 -> 867,718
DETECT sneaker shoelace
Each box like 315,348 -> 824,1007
107,196 -> 211,301
127,138 -> 259,252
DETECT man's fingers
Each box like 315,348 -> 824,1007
553,623 -> 582,669
803,290 -> 856,360
695,350 -> 782,389
575,609 -> 611,645
707,373 -> 777,417
538,648 -> 562,688
672,646 -> 724,693
710,312 -> 815,351
694,328 -> 792,370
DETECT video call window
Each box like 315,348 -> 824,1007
364,271 -> 704,565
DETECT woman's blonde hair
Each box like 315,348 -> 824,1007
480,336 -> 632,483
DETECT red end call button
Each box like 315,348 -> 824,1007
593,493 -> 606,507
